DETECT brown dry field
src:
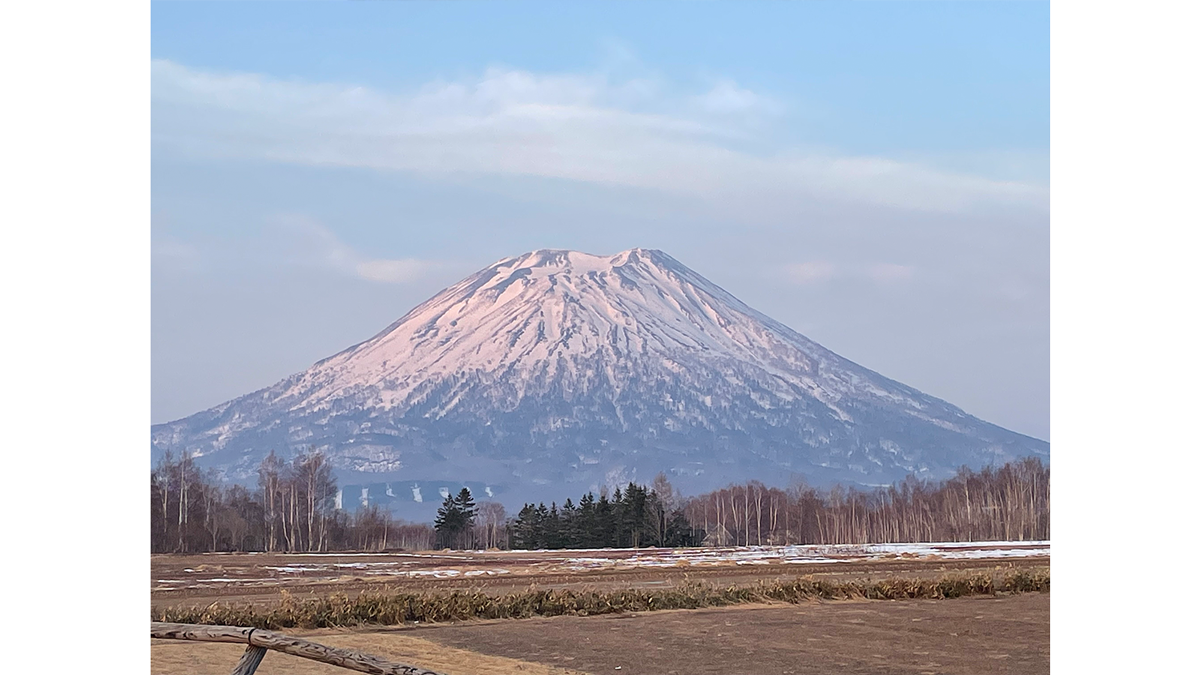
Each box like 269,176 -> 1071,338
152,593 -> 1049,675
152,547 -> 1048,608
152,548 -> 1049,674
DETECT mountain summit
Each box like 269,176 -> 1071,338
153,248 -> 1047,515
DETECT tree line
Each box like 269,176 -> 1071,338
151,449 -> 434,553
679,456 -> 1050,546
152,452 -> 1048,553
500,458 -> 1048,549
509,475 -> 696,549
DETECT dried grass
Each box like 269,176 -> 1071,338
153,568 -> 1049,630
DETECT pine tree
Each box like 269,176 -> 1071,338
454,488 -> 477,527
546,503 -> 562,549
512,503 -> 537,549
578,493 -> 597,547
434,493 -> 462,548
622,482 -> 648,548
560,498 -> 579,548
433,487 -> 477,549
596,491 -> 614,547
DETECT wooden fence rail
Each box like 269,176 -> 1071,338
151,622 -> 445,675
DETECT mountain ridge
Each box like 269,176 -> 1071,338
152,247 -> 1048,516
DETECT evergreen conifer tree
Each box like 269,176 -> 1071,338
434,493 -> 462,548
454,488 -> 477,526
512,503 -> 537,549
546,502 -> 562,549
561,498 -> 579,548
578,492 -> 597,547
596,491 -> 613,547
434,487 -> 478,549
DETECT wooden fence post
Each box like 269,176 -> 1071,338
150,622 -> 445,675
230,645 -> 268,675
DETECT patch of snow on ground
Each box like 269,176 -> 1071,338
161,541 -> 1046,589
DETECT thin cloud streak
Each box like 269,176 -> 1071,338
151,60 -> 1048,216
268,215 -> 450,285
153,214 -> 450,286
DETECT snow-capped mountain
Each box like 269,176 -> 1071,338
152,248 -> 1048,514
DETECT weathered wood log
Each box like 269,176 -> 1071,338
151,623 -> 255,644
229,645 -> 268,675
246,630 -> 441,675
150,622 -> 444,675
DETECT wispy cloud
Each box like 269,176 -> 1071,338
153,213 -> 448,285
266,215 -> 447,285
693,79 -> 782,116
151,60 -> 1048,216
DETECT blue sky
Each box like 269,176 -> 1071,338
151,1 -> 1049,441
153,2 -> 1048,164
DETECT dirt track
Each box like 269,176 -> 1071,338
152,593 -> 1049,675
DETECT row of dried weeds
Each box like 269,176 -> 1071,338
153,568 -> 1049,629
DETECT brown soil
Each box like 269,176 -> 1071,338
152,593 -> 1048,675
413,593 -> 1050,675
